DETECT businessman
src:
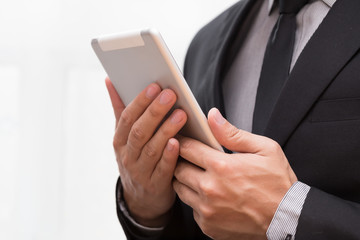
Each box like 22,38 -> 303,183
107,0 -> 360,239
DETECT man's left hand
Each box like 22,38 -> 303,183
173,108 -> 298,240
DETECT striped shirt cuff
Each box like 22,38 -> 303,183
266,181 -> 311,240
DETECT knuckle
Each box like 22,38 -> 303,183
199,205 -> 215,220
120,150 -> 132,169
130,125 -> 146,143
113,135 -> 121,149
148,105 -> 162,118
228,126 -> 242,139
122,155 -> 130,169
158,125 -> 173,137
228,126 -> 244,142
268,139 -> 281,153
119,109 -> 133,127
212,159 -> 228,173
199,181 -> 216,198
143,143 -> 158,159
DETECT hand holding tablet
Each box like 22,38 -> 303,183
92,29 -> 223,151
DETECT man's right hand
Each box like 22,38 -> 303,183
106,78 -> 187,228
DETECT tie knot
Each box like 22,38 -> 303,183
279,0 -> 309,14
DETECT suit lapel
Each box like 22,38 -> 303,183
264,0 -> 360,146
201,0 -> 258,116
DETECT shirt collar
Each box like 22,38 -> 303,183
268,0 -> 336,14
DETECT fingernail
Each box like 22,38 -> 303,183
171,110 -> 184,124
167,139 -> 175,151
159,90 -> 173,105
146,85 -> 158,99
214,108 -> 226,125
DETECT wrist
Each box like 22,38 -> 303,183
130,208 -> 172,228
266,182 -> 311,240
123,189 -> 173,228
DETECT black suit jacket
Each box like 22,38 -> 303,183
117,0 -> 360,239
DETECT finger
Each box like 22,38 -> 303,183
174,160 -> 204,193
151,138 -> 179,185
178,136 -> 220,170
207,108 -> 268,153
126,89 -> 177,161
105,77 -> 125,125
114,83 -> 161,146
139,109 -> 187,176
173,179 -> 199,210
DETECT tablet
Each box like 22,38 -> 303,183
91,29 -> 223,152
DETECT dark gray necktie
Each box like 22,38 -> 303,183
252,0 -> 309,135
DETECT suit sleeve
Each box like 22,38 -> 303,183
295,187 -> 360,240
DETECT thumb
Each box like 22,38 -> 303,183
208,108 -> 266,153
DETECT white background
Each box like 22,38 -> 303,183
0,0 -> 238,239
